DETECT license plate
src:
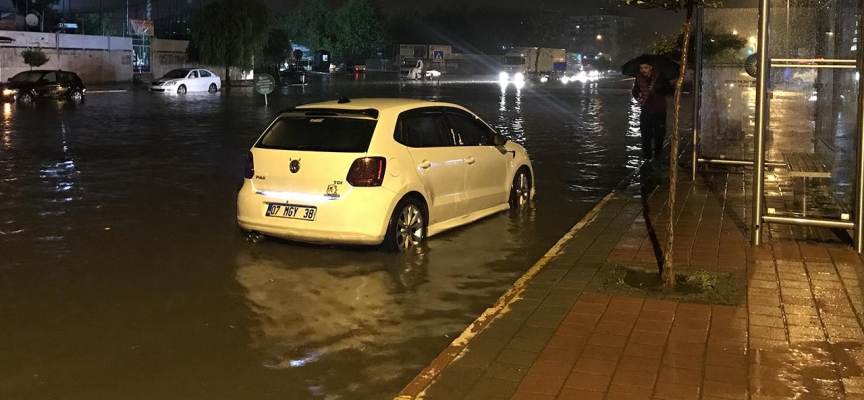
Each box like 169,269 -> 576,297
265,203 -> 317,221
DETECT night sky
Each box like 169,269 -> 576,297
2,0 -> 759,38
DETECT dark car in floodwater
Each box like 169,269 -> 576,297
278,64 -> 307,85
1,70 -> 86,104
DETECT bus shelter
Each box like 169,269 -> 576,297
690,0 -> 864,251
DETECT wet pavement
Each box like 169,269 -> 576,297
408,161 -> 864,400
0,74 -> 645,399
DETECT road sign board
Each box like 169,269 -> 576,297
433,50 -> 444,62
254,73 -> 276,95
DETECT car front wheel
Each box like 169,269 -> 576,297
382,197 -> 427,252
69,90 -> 84,103
177,85 -> 187,94
509,168 -> 532,209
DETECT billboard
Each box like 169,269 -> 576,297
129,19 -> 154,37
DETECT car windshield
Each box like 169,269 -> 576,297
9,71 -> 44,83
256,116 -> 377,152
161,69 -> 190,79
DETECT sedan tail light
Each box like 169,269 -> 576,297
346,157 -> 386,187
244,151 -> 254,179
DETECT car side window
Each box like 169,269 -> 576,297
189,70 -> 198,79
445,109 -> 494,146
199,70 -> 211,78
395,109 -> 452,148
41,72 -> 57,83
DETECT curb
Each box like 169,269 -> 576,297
394,191 -> 618,400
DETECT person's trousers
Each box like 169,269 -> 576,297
639,111 -> 666,158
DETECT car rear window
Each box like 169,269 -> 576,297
256,116 -> 377,152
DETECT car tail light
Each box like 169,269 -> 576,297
346,157 -> 386,187
244,151 -> 254,179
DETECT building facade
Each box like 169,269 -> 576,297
567,14 -> 634,64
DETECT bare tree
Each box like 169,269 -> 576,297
619,0 -> 721,288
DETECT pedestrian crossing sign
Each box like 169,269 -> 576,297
433,50 -> 444,61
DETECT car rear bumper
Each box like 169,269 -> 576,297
236,181 -> 396,246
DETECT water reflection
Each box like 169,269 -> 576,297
496,84 -> 525,144
2,103 -> 10,150
234,209 -> 537,397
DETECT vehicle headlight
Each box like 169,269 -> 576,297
499,71 -> 509,81
514,73 -> 525,83
2,89 -> 17,96
165,81 -> 177,86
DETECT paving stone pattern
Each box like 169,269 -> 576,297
415,166 -> 864,400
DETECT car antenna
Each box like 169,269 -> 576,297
337,96 -> 351,104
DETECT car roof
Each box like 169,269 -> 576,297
291,98 -> 467,116
17,70 -> 76,74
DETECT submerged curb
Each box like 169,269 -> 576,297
394,191 -> 618,400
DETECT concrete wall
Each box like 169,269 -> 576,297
0,30 -> 133,83
151,38 -> 251,81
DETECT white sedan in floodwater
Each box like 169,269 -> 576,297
149,68 -> 221,94
236,97 -> 535,252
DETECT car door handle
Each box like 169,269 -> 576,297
465,157 -> 476,165
419,160 -> 432,169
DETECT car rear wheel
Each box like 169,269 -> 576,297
509,168 -> 532,209
382,197 -> 427,252
69,90 -> 83,103
177,85 -> 187,94
208,83 -> 217,93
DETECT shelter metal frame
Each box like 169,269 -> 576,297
689,1 -> 864,252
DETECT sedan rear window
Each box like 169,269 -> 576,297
256,117 -> 377,152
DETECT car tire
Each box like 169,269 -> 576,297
508,168 -> 532,209
208,83 -> 217,93
177,85 -> 187,94
69,90 -> 84,103
382,197 -> 427,252
17,92 -> 33,105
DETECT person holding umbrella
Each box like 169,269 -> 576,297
623,55 -> 677,160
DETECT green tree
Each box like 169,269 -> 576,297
279,0 -> 334,54
619,0 -> 721,288
261,29 -> 292,71
332,0 -> 385,59
188,0 -> 271,82
21,48 -> 49,69
77,13 -> 118,36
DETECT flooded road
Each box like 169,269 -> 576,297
0,74 -> 642,399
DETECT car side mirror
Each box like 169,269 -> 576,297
493,133 -> 508,146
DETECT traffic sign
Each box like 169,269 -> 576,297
254,73 -> 276,95
433,50 -> 444,62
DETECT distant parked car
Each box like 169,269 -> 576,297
278,64 -> 307,85
1,70 -> 86,104
149,68 -> 221,94
236,97 -> 535,252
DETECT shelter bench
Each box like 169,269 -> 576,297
782,152 -> 831,216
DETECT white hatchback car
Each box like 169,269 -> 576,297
236,97 -> 534,251
149,68 -> 221,94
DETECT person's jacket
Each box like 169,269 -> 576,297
632,72 -> 673,114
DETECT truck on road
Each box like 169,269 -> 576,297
498,47 -> 567,83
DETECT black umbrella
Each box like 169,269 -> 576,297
622,54 -> 680,80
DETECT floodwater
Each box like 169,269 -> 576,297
0,74 -> 642,399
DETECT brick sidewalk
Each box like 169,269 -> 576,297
396,163 -> 864,400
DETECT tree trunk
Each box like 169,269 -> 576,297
662,5 -> 695,288
225,66 -> 231,85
